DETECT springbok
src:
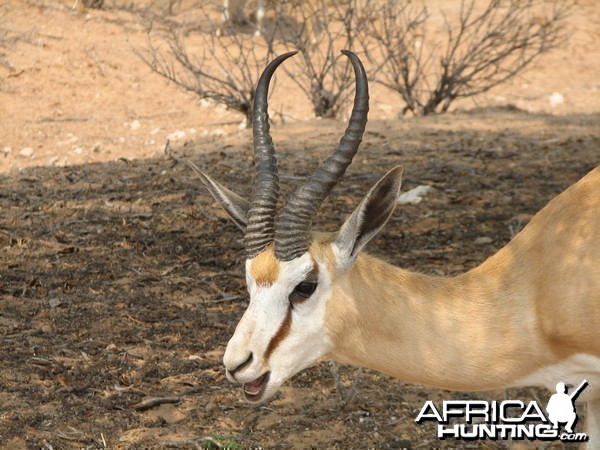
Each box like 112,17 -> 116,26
217,0 -> 355,38
189,51 -> 600,445
218,0 -> 269,36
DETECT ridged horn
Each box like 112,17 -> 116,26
274,50 -> 369,261
245,51 -> 298,259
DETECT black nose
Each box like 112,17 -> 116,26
227,353 -> 253,379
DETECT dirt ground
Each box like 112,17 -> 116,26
1,1 -> 599,449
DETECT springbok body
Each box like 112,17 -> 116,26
217,0 -> 353,38
218,0 -> 269,36
190,51 -> 600,446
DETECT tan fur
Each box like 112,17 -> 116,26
322,167 -> 600,391
250,246 -> 280,287
309,256 -> 320,280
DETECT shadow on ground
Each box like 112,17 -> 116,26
1,111 -> 598,448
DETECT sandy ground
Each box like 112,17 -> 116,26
0,0 -> 599,173
0,1 -> 599,449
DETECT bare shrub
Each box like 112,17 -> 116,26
329,361 -> 362,407
361,0 -> 572,115
138,0 -> 371,123
265,0 -> 371,118
0,6 -> 33,73
0,26 -> 14,72
137,14 -> 275,127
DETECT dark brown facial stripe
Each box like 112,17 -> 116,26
309,258 -> 319,280
265,306 -> 292,360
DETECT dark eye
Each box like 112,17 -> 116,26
289,281 -> 318,304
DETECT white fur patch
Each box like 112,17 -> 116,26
512,354 -> 600,401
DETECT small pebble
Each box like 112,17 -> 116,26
19,147 -> 34,158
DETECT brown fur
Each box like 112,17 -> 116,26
250,246 -> 280,287
309,256 -> 320,281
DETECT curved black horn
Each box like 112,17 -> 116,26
274,50 -> 369,261
245,51 -> 298,259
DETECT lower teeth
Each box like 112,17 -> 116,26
245,376 -> 266,396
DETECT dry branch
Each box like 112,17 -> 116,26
132,396 -> 181,411
161,436 -> 223,449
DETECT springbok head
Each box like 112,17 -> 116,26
189,50 -> 403,402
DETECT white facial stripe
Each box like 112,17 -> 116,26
280,252 -> 314,287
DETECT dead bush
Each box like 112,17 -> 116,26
264,0 -> 371,118
361,0 -> 572,115
138,13 -> 275,127
138,1 -> 373,123
0,5 -> 34,74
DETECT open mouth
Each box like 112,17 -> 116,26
243,372 -> 270,402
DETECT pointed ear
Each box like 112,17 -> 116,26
187,160 -> 250,231
334,166 -> 403,268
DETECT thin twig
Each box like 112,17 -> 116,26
132,396 -> 181,411
38,116 -> 95,123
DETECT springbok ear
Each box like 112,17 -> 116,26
334,166 -> 403,268
187,160 -> 250,231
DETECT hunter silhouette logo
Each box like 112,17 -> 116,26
547,380 -> 588,434
415,380 -> 589,442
